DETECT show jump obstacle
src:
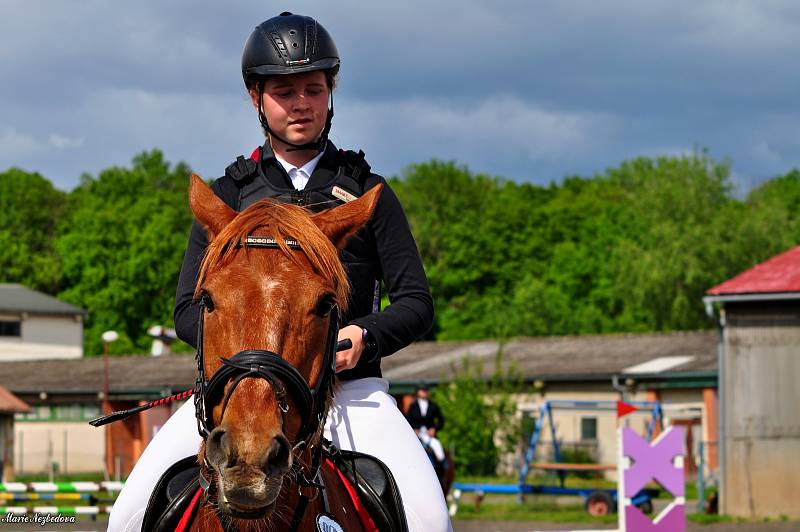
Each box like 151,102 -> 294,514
618,426 -> 686,531
0,481 -> 123,515
452,400 -> 688,531
547,425 -> 687,532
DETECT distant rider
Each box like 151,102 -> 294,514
406,384 -> 447,474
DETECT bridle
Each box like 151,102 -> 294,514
193,235 -> 344,529
193,293 -> 339,443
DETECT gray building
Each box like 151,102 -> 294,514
704,245 -> 800,519
0,284 -> 86,361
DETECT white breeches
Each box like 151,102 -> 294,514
419,429 -> 446,462
107,377 -> 451,532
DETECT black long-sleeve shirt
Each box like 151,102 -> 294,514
406,399 -> 445,431
173,144 -> 434,381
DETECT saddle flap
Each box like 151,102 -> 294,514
328,448 -> 408,532
143,456 -> 202,532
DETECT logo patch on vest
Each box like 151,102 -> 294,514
316,514 -> 344,532
331,186 -> 357,203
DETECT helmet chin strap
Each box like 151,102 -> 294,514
258,84 -> 334,153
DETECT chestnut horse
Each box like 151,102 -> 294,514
187,174 -> 382,531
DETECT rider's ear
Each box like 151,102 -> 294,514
189,174 -> 237,241
313,184 -> 383,249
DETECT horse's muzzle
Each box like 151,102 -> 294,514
206,428 -> 292,517
218,477 -> 283,518
216,467 -> 286,518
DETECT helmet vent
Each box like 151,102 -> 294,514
292,42 -> 298,48
289,30 -> 296,35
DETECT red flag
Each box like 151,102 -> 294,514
616,400 -> 638,418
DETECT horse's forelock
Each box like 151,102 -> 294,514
194,199 -> 350,312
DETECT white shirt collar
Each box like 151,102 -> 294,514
418,398 -> 429,417
275,151 -> 324,191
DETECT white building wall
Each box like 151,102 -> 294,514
0,313 -> 83,361
14,422 -> 104,474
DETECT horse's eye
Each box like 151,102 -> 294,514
316,294 -> 336,317
200,291 -> 215,312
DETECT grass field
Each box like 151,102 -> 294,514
17,472 -> 791,527
451,473 -> 732,524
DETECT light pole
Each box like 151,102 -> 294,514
101,330 -> 118,477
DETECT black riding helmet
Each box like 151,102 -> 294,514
242,12 -> 340,152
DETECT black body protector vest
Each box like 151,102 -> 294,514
224,145 -> 382,321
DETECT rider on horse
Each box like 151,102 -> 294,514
108,12 -> 450,532
406,384 -> 448,475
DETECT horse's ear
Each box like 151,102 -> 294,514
189,174 -> 237,241
313,184 -> 383,249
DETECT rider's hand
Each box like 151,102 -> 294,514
335,325 -> 365,373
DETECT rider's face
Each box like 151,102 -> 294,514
252,71 -> 330,148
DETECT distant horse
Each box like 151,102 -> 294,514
417,434 -> 455,497
439,452 -> 455,497
186,174 -> 383,531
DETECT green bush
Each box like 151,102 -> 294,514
558,445 -> 601,479
432,349 -> 520,475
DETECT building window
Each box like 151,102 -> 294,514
581,417 -> 598,441
0,320 -> 21,337
82,403 -> 100,420
54,404 -> 82,421
16,406 -> 52,421
15,403 -> 102,422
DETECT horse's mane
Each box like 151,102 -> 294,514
194,199 -> 350,312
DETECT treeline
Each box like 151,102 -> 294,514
2,149 -> 799,355
392,153 -> 800,339
1,152 -> 192,355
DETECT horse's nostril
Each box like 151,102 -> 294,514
265,435 -> 291,476
206,427 -> 230,466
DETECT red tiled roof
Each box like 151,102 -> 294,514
707,246 -> 800,295
0,385 -> 31,414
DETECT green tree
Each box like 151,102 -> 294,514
0,168 -> 66,292
391,161 -> 554,340
432,351 -> 520,475
56,150 -> 193,355
742,169 -> 800,255
4,149 -> 798,357
392,152 -> 800,340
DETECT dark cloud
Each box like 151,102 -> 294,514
1,0 -> 798,189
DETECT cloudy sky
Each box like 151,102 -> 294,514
2,1 -> 798,192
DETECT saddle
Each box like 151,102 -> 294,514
143,447 -> 408,532
327,447 -> 409,532
142,456 -> 202,532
